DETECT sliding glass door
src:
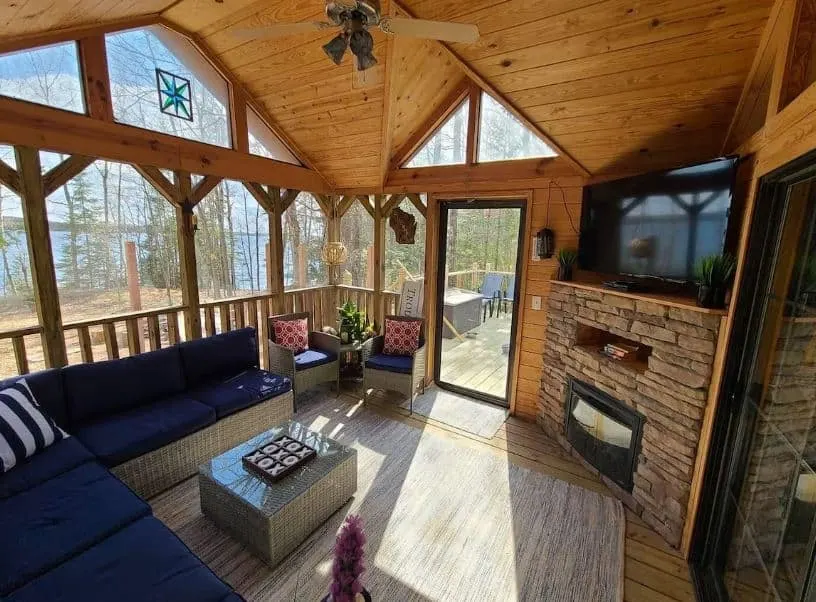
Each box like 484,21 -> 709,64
434,200 -> 525,406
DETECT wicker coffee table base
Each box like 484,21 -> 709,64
199,452 -> 357,568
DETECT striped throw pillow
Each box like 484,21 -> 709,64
0,379 -> 67,473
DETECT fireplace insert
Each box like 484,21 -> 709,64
564,378 -> 644,492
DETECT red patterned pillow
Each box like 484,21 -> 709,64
272,318 -> 309,354
383,319 -> 421,357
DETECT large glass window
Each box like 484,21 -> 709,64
283,192 -> 327,290
340,200 -> 374,288
106,26 -> 230,148
195,180 -> 269,302
0,41 -> 84,113
248,107 -> 299,165
385,196 -> 425,293
478,93 -> 557,162
405,99 -> 469,168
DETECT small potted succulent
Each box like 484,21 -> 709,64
695,254 -> 736,309
556,248 -> 578,282
322,515 -> 371,602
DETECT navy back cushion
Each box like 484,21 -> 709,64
179,328 -> 259,387
63,347 -> 186,427
0,370 -> 68,430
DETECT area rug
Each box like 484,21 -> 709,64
394,386 -> 509,439
152,396 -> 625,602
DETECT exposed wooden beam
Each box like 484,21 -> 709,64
391,0 -> 590,178
268,187 -> 286,313
174,171 -> 201,340
0,96 -> 329,192
282,189 -> 300,211
312,194 -> 332,217
15,147 -> 67,368
407,193 -> 427,218
382,194 -> 406,217
357,195 -> 375,218
191,175 -> 222,205
466,83 -> 482,166
77,35 -> 114,122
390,78 -> 471,170
0,14 -> 161,55
0,160 -> 20,195
243,182 -> 273,212
230,88 -> 249,154
379,0 -> 399,191
373,196 -> 386,325
768,0 -> 802,119
133,165 -> 178,205
337,195 -> 357,218
43,155 -> 94,197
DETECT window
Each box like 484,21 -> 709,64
248,107 -> 300,165
195,181 -> 269,302
106,26 -> 231,148
385,196 -> 425,293
405,99 -> 469,168
477,93 -> 557,162
0,41 -> 84,113
340,200 -> 374,288
283,193 -> 327,290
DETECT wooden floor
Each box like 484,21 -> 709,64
439,311 -> 512,399
153,387 -> 697,602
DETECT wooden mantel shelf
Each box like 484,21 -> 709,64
553,273 -> 729,316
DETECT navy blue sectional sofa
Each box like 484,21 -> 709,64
0,327 -> 294,601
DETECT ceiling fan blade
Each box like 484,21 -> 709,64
379,17 -> 479,44
231,22 -> 336,41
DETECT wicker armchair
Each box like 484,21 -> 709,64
362,316 -> 426,413
268,313 -> 340,408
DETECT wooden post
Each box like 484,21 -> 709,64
373,195 -> 386,325
269,187 -> 286,313
174,171 -> 202,340
327,196 -> 341,286
125,241 -> 141,311
15,146 -> 67,368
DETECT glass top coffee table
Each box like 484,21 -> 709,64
198,421 -> 357,568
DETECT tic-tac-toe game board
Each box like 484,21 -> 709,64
241,436 -> 317,482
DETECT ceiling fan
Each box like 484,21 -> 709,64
233,1 -> 480,72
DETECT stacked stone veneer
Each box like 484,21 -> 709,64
538,283 -> 722,548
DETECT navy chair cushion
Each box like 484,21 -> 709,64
295,349 -> 337,371
366,353 -> 413,374
0,437 -> 94,499
75,397 -> 215,467
63,347 -> 186,428
221,595 -> 247,602
6,516 -> 234,602
179,328 -> 259,388
0,462 -> 150,595
191,369 -> 292,419
0,369 -> 68,430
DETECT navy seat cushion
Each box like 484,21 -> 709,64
0,369 -> 68,430
295,349 -> 337,371
191,369 -> 292,419
75,397 -> 215,467
6,516 -> 233,602
366,353 -> 413,374
0,437 -> 93,499
179,328 -> 259,387
0,462 -> 150,595
63,346 -> 186,427
221,595 -> 247,602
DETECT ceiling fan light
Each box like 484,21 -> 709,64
349,29 -> 374,56
323,34 -> 348,65
355,53 -> 377,71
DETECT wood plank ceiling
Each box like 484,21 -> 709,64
0,0 -> 777,188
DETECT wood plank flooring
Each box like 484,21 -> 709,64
152,387 -> 696,602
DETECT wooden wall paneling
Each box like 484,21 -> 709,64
14,146 -> 68,368
174,170 -> 202,340
77,35 -> 115,121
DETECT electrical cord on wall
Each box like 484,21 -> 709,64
546,179 -> 579,235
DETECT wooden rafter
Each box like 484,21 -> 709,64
382,194 -> 406,217
356,195 -> 375,218
191,175 -> 222,205
390,79 -> 471,170
43,155 -> 94,198
281,189 -> 300,211
134,165 -> 178,205
337,195 -> 357,218
391,0 -> 590,178
312,194 -> 332,217
0,160 -> 20,195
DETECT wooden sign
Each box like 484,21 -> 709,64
399,279 -> 424,317
242,436 -> 316,482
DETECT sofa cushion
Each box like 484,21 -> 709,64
221,595 -> 246,602
0,462 -> 150,595
0,437 -> 93,499
271,317 -> 309,354
63,346 -> 186,427
0,369 -> 67,431
0,378 -> 68,473
75,397 -> 215,467
191,369 -> 292,419
179,328 -> 259,388
383,318 -> 422,357
295,349 -> 337,371
366,353 -> 413,374
6,516 -> 234,602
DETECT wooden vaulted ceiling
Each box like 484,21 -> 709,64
0,0 -> 777,189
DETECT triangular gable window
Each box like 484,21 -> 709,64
248,107 -> 300,165
0,42 -> 84,113
405,98 -> 469,168
478,92 -> 557,162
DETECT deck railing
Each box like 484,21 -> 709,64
447,267 -> 514,291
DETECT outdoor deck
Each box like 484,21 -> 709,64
439,308 -> 513,400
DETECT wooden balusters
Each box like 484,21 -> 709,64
103,323 -> 119,360
126,319 -> 141,356
167,312 -> 180,345
203,307 -> 216,337
77,326 -> 93,363
219,303 -> 230,333
12,336 -> 28,375
147,315 -> 161,351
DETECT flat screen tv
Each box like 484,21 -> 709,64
579,157 -> 738,283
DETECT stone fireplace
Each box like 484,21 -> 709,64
538,282 -> 723,548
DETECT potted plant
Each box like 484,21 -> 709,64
556,248 -> 578,282
695,254 -> 736,309
338,301 -> 365,343
322,515 -> 371,602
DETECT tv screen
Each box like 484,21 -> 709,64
579,157 -> 738,282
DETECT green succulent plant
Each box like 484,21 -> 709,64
556,248 -> 578,267
694,254 -> 737,288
